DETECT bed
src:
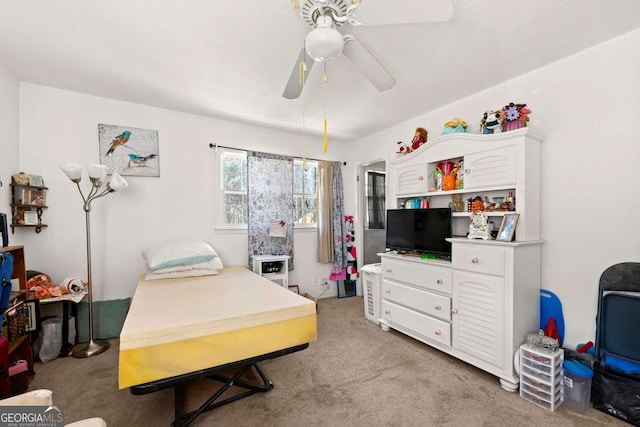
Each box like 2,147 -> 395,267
118,265 -> 317,426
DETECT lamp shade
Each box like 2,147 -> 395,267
107,172 -> 128,192
60,162 -> 83,182
87,164 -> 107,181
305,16 -> 343,61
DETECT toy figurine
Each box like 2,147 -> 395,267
396,140 -> 411,156
480,110 -> 502,134
411,127 -> 428,151
468,211 -> 491,240
471,196 -> 484,212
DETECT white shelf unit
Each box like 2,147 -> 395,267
380,127 -> 544,391
391,127 -> 543,239
519,344 -> 564,411
252,254 -> 289,288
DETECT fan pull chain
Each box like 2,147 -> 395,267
322,63 -> 328,153
299,59 -> 308,169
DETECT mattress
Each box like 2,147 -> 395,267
118,266 -> 317,389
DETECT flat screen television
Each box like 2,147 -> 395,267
385,208 -> 452,256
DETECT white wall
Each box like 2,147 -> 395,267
16,84 -> 351,300
12,29 -> 640,346
349,29 -> 640,348
0,62 -> 19,218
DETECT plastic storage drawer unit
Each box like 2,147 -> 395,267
519,344 -> 564,411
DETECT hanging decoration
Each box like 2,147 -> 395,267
299,57 -> 308,170
322,62 -> 329,153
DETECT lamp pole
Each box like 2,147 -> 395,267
60,163 -> 127,358
72,193 -> 110,357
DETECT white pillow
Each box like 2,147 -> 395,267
141,240 -> 218,271
145,269 -> 220,281
151,257 -> 224,274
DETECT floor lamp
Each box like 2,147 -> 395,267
60,163 -> 128,358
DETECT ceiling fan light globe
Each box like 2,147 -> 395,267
305,26 -> 343,61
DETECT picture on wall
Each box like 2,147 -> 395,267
98,123 -> 160,177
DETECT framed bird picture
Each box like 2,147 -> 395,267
98,123 -> 160,177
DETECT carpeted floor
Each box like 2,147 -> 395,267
29,296 -> 624,426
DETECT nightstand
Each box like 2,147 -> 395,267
252,255 -> 289,287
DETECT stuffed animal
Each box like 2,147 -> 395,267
396,140 -> 411,155
411,127 -> 428,150
480,110 -> 502,134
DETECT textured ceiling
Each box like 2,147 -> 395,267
0,0 -> 639,141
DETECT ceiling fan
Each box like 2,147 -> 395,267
283,0 -> 455,99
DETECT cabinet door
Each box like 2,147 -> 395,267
452,271 -> 505,368
464,146 -> 516,189
395,164 -> 427,195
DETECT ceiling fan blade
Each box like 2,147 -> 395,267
342,36 -> 395,92
283,48 -> 316,99
354,0 -> 454,26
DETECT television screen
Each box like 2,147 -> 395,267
385,208 -> 452,256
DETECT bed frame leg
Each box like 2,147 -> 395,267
172,363 -> 272,427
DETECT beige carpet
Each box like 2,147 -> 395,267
29,296 -> 624,426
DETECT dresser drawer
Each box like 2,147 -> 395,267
381,300 -> 451,347
452,245 -> 505,276
382,280 -> 451,322
382,259 -> 452,294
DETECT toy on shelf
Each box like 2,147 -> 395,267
471,196 -> 485,212
411,127 -> 428,151
480,110 -> 502,134
396,140 -> 410,156
500,102 -> 531,132
396,127 -> 429,156
442,118 -> 469,134
468,210 -> 491,240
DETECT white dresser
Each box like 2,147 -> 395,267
381,127 -> 544,391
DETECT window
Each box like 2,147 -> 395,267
219,149 -> 248,227
366,171 -> 386,229
219,153 -> 318,229
293,159 -> 318,225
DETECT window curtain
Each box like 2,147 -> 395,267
247,151 -> 294,269
367,171 -> 386,229
317,161 -> 347,271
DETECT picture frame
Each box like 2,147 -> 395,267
496,213 -> 520,242
98,123 -> 160,177
23,189 -> 46,206
28,175 -> 44,187
23,299 -> 40,334
23,211 -> 39,225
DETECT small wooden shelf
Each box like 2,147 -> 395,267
10,181 -> 48,233
10,223 -> 48,233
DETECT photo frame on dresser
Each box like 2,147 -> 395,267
497,213 -> 520,242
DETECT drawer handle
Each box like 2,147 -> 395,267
465,168 -> 471,174
385,289 -> 390,293
436,279 -> 443,285
435,330 -> 442,336
386,268 -> 392,273
385,309 -> 391,315
435,304 -> 441,310
418,176 -> 424,181
451,308 -> 458,315
471,257 -> 479,264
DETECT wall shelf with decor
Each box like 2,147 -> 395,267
10,175 -> 48,234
